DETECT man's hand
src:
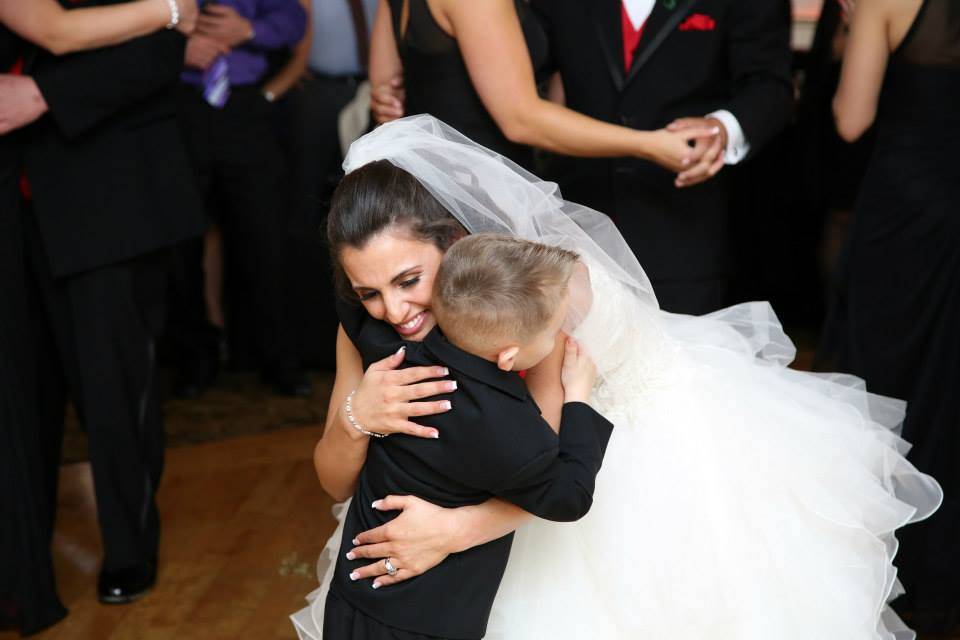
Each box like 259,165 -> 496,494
370,75 -> 405,124
667,116 -> 727,188
196,4 -> 254,48
0,75 -> 48,135
184,34 -> 231,70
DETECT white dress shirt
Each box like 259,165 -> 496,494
621,0 -> 750,164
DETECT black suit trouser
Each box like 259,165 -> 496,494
615,178 -> 732,316
170,85 -> 295,370
25,208 -> 166,571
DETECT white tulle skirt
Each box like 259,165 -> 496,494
292,301 -> 942,640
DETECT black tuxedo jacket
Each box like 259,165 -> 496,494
332,299 -> 614,639
23,2 -> 203,278
531,0 -> 792,284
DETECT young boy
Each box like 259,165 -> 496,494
325,235 -> 613,639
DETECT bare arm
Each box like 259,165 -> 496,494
313,325 -> 455,501
368,0 -> 406,123
261,0 -> 311,100
0,0 -> 195,56
833,0 -> 891,141
439,0 -> 709,166
313,326 -> 371,502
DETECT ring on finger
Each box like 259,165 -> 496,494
384,558 -> 398,576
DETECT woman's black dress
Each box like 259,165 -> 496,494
387,0 -> 548,168
0,26 -> 67,635
835,0 -> 960,628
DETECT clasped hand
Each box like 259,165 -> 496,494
185,3 -> 253,69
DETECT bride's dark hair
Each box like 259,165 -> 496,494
327,159 -> 466,299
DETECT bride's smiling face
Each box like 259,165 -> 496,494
339,227 -> 446,342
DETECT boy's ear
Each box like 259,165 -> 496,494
496,346 -> 520,372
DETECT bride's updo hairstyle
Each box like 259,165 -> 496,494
327,159 -> 466,300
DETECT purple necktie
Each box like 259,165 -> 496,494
203,56 -> 231,108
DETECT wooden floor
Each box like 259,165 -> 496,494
5,402 -> 958,639
2,426 -> 335,640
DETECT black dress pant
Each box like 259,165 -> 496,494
275,73 -> 362,369
0,168 -> 67,634
171,85 -> 295,371
25,208 -> 166,572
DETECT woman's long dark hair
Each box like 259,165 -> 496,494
327,160 -> 465,299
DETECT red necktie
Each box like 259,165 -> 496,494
621,2 -> 647,71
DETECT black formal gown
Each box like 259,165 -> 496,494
834,0 -> 960,628
386,0 -> 548,168
0,27 -> 67,635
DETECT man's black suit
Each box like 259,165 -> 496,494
22,21 -> 204,573
532,0 -> 792,314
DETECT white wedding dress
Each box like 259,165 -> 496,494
294,263 -> 941,640
293,115 -> 941,639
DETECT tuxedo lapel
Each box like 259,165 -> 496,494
591,0 -> 626,93
624,0 -> 701,88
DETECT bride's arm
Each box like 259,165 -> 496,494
314,326 -> 455,501
312,327 -> 370,501
347,336 -> 568,587
435,0 -> 715,171
0,0 -> 196,55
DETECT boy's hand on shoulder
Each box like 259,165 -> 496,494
561,337 -> 596,404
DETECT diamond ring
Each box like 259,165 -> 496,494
384,558 -> 398,576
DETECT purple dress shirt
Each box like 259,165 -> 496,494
182,0 -> 306,88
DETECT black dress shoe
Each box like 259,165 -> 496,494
172,358 -> 219,398
97,560 -> 156,605
263,365 -> 313,397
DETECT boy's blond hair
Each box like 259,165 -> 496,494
432,234 -> 579,355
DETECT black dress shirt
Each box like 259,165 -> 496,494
332,299 -> 614,639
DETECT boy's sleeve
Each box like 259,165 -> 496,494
491,402 -> 613,522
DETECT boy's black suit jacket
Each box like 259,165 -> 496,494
531,0 -> 793,286
22,0 -> 204,278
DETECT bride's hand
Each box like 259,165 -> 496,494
343,495 -> 462,588
341,347 -> 455,440
643,125 -> 720,173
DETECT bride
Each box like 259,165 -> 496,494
294,115 -> 941,639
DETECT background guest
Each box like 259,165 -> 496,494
0,0 -> 205,613
832,0 -> 960,631
368,0 -> 718,173
170,0 -> 308,397
270,0 -> 377,370
529,0 -> 793,315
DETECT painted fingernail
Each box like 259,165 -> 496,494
350,571 -> 360,581
431,431 -> 440,439
352,537 -> 360,545
440,367 -> 449,376
346,551 -> 356,560
447,381 -> 457,391
371,500 -> 382,509
441,401 -> 452,410
372,582 -> 381,589
710,126 -> 720,134
396,346 -> 406,356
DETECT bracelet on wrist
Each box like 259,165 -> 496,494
345,390 -> 387,439
164,0 -> 180,29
